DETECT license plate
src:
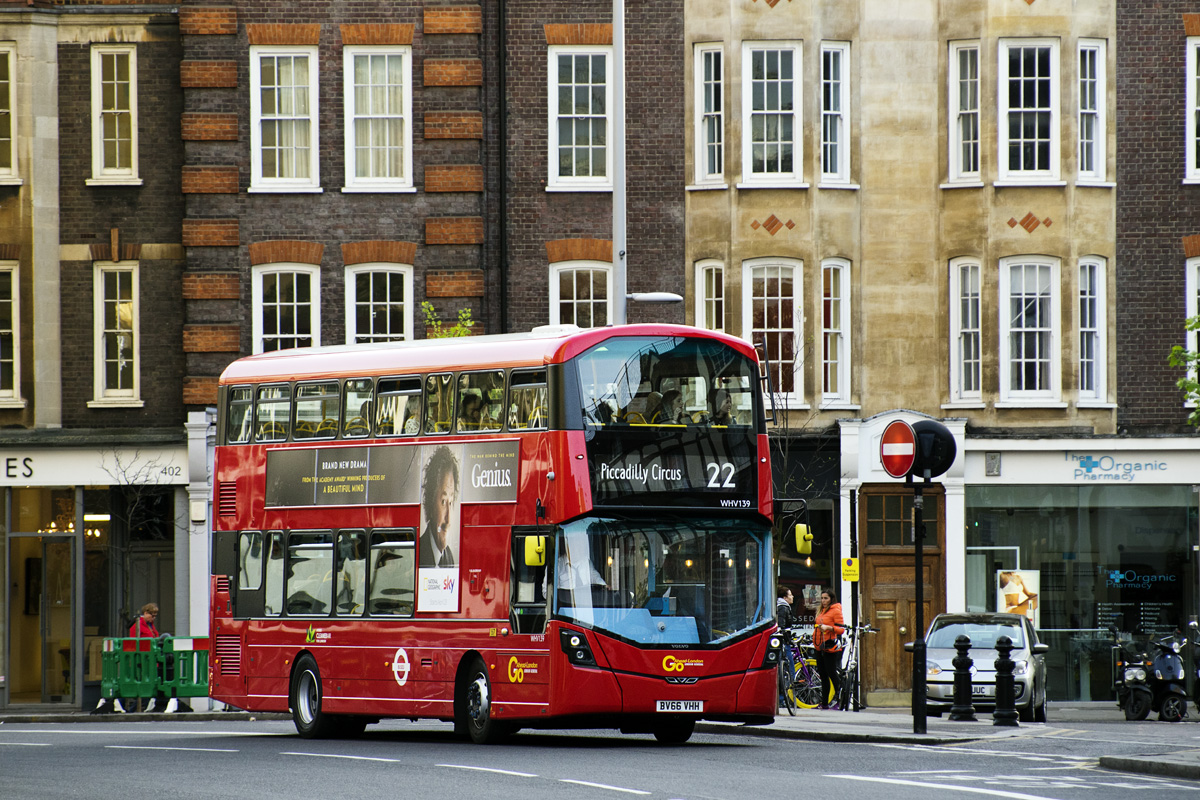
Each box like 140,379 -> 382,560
971,685 -> 994,697
656,700 -> 703,712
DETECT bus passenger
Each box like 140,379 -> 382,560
419,446 -> 460,568
659,389 -> 683,424
458,393 -> 483,430
710,387 -> 734,426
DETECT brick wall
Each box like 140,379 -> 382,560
503,2 -> 686,330
180,0 -> 497,405
1116,2 -> 1199,434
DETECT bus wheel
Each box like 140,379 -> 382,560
653,718 -> 695,744
291,654 -> 335,739
461,658 -> 509,744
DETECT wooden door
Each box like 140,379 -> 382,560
857,484 -> 945,707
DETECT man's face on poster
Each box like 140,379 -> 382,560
432,469 -> 456,551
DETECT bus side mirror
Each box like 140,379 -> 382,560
795,524 -> 812,555
524,536 -> 546,567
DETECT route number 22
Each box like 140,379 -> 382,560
706,462 -> 736,489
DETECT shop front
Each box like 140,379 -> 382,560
963,440 -> 1200,702
0,442 -> 189,709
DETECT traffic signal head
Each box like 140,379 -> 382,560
910,420 -> 956,479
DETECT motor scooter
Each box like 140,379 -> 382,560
1146,632 -> 1188,722
1110,624 -> 1152,721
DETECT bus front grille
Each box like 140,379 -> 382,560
215,634 -> 242,675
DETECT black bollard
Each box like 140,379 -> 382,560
992,635 -> 1019,727
949,634 -> 977,721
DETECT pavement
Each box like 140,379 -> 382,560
0,701 -> 1196,782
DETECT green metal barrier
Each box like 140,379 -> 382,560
100,636 -> 210,704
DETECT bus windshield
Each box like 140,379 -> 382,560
572,335 -> 759,429
550,516 -> 770,646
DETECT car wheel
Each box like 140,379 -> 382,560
1034,689 -> 1047,723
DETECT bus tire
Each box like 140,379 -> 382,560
291,654 -> 336,739
460,657 -> 510,744
653,718 -> 695,744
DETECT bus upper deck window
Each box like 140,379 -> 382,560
255,385 -> 291,442
342,379 -> 373,439
294,382 -> 340,440
376,376 -> 422,436
425,373 -> 453,434
226,386 -> 253,444
509,370 -> 547,430
458,371 -> 504,433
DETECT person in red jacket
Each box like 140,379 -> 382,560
812,588 -> 844,708
129,603 -> 160,638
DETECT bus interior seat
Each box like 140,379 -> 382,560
344,417 -> 369,436
316,418 -> 338,436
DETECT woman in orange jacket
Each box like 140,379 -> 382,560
812,588 -> 844,708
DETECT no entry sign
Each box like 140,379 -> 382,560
880,420 -> 916,478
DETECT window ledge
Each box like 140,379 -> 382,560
818,401 -> 861,410
941,401 -> 986,409
686,183 -> 728,192
817,182 -> 859,191
545,184 -> 613,193
248,185 -> 324,194
85,178 -> 143,187
1183,178 -> 1200,186
0,177 -> 23,186
0,397 -> 26,408
88,399 -> 144,408
993,180 -> 1067,188
341,185 -> 416,194
993,400 -> 1067,409
940,181 -> 984,189
736,181 -> 809,190
1076,401 -> 1117,409
1075,180 -> 1115,188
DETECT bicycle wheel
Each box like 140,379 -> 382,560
836,667 -> 857,711
778,664 -> 796,716
793,660 -> 824,708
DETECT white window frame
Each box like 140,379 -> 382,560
252,263 -> 322,354
740,41 -> 804,188
343,45 -> 413,193
0,262 -> 20,405
695,259 -> 724,332
693,43 -> 724,186
0,46 -> 18,185
1186,39 -> 1200,181
820,258 -> 851,404
998,255 -> 1062,405
344,263 -> 414,343
1186,257 -> 1200,406
90,261 -> 141,407
1077,256 -> 1106,404
997,39 -> 1060,184
250,45 -> 321,193
1077,40 -> 1106,184
88,44 -> 140,186
948,257 -> 983,404
820,42 -> 851,185
549,260 -> 612,327
547,45 -> 613,192
742,257 -> 805,407
948,41 -> 981,184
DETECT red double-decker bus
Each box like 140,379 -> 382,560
209,324 -> 780,743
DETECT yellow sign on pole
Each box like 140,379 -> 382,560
841,557 -> 860,582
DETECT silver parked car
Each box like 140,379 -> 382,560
918,612 -> 1048,722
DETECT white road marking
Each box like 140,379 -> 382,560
280,751 -> 400,763
106,745 -> 238,753
0,742 -> 51,747
558,779 -> 651,795
827,774 -> 1062,800
0,729 -> 288,737
436,764 -> 538,777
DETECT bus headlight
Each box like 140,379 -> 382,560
559,628 -> 596,667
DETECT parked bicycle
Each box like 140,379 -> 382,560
834,621 -> 879,712
783,627 -> 832,709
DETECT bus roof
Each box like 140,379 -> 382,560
219,324 -> 759,385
